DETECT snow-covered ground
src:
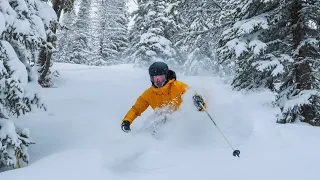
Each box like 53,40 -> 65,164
1,63 -> 319,180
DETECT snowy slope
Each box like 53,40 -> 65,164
0,63 -> 319,180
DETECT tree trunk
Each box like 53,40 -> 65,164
53,0 -> 66,22
37,22 -> 57,87
38,0 -> 65,87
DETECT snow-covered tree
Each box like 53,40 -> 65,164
37,3 -> 60,87
126,0 -> 180,68
90,0 -> 129,65
68,0 -> 93,65
53,9 -> 77,63
217,0 -> 320,126
41,0 -> 75,21
0,0 -> 49,168
174,0 -> 227,76
217,0 -> 278,90
276,0 -> 320,126
37,0 -> 75,87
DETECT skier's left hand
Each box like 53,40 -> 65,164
193,95 -> 205,111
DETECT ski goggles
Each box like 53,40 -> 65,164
151,74 -> 166,87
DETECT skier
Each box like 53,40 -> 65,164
121,61 -> 206,133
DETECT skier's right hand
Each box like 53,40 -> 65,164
121,120 -> 131,133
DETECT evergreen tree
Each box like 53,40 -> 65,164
45,0 -> 75,21
217,0 -> 278,90
276,0 -> 320,125
53,9 -> 77,63
175,0 -> 225,76
69,0 -> 93,65
108,0 -> 129,62
217,0 -> 320,126
126,0 -> 179,68
0,0 -> 49,168
91,0 -> 129,65
37,0 -> 75,87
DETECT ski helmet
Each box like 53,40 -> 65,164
148,61 -> 169,88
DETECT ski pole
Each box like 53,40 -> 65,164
199,102 -> 241,158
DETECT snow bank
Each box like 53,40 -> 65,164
1,63 -> 319,180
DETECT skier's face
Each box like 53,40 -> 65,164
151,74 -> 166,88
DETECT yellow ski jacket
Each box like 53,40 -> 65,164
123,78 -> 205,124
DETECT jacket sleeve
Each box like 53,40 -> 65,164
178,80 -> 208,112
123,91 -> 149,124
180,81 -> 189,94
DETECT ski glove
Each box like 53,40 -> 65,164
121,120 -> 131,133
193,95 -> 205,111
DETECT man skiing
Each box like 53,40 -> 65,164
121,61 -> 206,133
